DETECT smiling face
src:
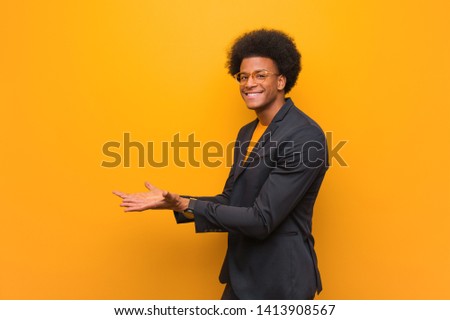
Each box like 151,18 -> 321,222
239,57 -> 286,112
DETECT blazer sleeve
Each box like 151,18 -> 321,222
173,146 -> 236,228
190,126 -> 328,239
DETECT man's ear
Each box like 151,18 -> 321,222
277,75 -> 287,91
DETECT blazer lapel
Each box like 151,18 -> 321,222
233,120 -> 257,180
233,99 -> 295,182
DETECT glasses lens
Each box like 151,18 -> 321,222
254,71 -> 269,82
235,73 -> 249,83
235,70 -> 273,84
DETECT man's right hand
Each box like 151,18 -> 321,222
112,181 -> 189,213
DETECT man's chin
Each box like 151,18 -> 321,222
245,102 -> 261,110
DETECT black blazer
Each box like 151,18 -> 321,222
176,98 -> 328,299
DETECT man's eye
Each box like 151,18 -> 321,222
239,75 -> 249,81
255,73 -> 267,80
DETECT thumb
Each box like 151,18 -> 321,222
145,181 -> 154,191
163,191 -> 176,201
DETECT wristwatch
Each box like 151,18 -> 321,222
183,198 -> 197,219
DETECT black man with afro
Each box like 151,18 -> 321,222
114,29 -> 328,300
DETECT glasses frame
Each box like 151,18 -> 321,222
233,69 -> 281,85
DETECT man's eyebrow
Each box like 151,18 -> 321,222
239,69 -> 268,73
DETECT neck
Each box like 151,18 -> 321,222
255,96 -> 286,125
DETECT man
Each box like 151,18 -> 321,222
113,29 -> 328,299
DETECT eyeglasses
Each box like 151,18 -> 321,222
233,69 -> 280,85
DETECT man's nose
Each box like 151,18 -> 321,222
245,76 -> 257,88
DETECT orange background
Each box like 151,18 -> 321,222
1,0 -> 449,299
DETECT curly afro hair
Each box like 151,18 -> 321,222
226,29 -> 301,94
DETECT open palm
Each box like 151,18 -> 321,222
113,181 -> 186,212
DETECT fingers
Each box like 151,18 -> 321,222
120,196 -> 147,204
114,184 -> 159,212
123,205 -> 144,212
119,195 -> 156,211
120,200 -> 147,212
112,190 -> 128,198
115,185 -> 177,212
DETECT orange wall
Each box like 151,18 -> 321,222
1,0 -> 449,299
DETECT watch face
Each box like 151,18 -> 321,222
182,211 -> 194,220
